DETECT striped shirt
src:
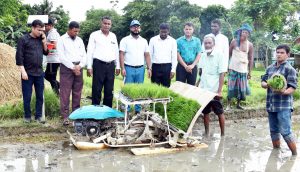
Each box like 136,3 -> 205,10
261,61 -> 298,112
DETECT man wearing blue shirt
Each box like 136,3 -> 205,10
176,22 -> 201,85
261,44 -> 298,155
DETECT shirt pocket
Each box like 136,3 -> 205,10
207,65 -> 219,75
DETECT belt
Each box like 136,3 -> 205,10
95,59 -> 114,65
153,63 -> 171,66
125,64 -> 144,68
72,62 -> 80,65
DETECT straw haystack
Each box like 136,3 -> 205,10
0,43 -> 22,104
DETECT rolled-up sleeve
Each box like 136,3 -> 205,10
16,37 -> 25,66
287,68 -> 298,89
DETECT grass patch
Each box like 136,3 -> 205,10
0,89 -> 60,120
0,69 -> 298,120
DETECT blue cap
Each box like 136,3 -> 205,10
130,20 -> 141,27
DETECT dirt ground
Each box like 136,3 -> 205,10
0,115 -> 300,172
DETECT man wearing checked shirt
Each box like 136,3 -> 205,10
261,44 -> 298,155
176,22 -> 201,85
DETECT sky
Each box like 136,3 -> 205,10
22,0 -> 236,21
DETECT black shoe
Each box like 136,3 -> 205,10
236,105 -> 245,110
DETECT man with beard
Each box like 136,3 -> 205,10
119,20 -> 151,113
87,16 -> 120,108
149,23 -> 177,87
57,21 -> 87,126
198,35 -> 226,136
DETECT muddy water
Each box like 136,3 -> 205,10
0,117 -> 300,172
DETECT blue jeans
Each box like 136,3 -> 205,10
268,110 -> 295,143
21,74 -> 44,120
124,65 -> 145,112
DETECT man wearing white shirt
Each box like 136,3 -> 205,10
149,23 -> 177,87
87,16 -> 120,108
202,19 -> 229,68
45,18 -> 60,95
57,21 -> 87,126
119,20 -> 151,113
199,35 -> 226,136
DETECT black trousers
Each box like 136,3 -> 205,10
44,63 -> 60,95
176,63 -> 198,85
92,59 -> 115,107
151,63 -> 172,87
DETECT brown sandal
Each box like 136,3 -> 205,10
63,119 -> 70,126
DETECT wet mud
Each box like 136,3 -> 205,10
0,116 -> 300,172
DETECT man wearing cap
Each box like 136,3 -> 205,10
149,23 -> 177,87
45,18 -> 60,95
57,21 -> 87,126
176,22 -> 201,86
119,19 -> 151,113
87,16 -> 120,108
226,23 -> 254,110
16,19 -> 48,123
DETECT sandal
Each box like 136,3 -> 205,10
63,119 -> 70,126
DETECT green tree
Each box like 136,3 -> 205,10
23,0 -> 70,35
228,0 -> 300,66
0,0 -> 28,46
199,5 -> 228,38
122,0 -> 202,40
79,8 -> 123,46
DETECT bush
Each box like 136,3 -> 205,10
0,89 -> 60,120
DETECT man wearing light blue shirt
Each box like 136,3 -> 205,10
198,35 -> 226,136
176,22 -> 201,85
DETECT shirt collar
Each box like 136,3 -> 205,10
27,33 -> 38,39
130,34 -> 140,39
184,36 -> 194,41
205,49 -> 216,57
48,28 -> 56,33
273,60 -> 288,67
158,35 -> 169,40
100,30 -> 111,36
65,33 -> 77,40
